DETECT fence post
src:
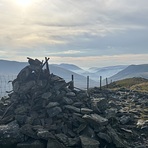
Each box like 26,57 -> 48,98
106,78 -> 108,88
87,76 -> 89,91
100,76 -> 102,90
0,76 -> 2,98
70,75 -> 74,90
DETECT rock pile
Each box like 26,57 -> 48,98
0,58 -> 148,148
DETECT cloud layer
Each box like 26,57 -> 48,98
0,0 -> 148,67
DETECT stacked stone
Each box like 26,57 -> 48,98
0,58 -> 147,148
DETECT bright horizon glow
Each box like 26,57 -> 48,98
0,0 -> 148,68
16,0 -> 32,7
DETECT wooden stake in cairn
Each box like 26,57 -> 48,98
45,57 -> 50,74
37,57 -> 50,80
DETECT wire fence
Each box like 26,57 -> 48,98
0,75 -> 17,98
0,74 -> 110,98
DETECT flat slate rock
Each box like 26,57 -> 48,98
0,120 -> 24,145
81,108 -> 93,114
83,114 -> 108,126
47,139 -> 66,148
17,140 -> 45,148
64,105 -> 81,113
107,125 -> 126,148
80,136 -> 100,148
46,107 -> 62,118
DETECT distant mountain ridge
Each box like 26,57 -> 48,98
0,59 -> 98,88
109,64 -> 148,81
0,60 -> 27,74
87,65 -> 128,81
49,64 -> 98,88
0,59 -> 130,85
58,63 -> 83,71
88,65 -> 128,73
58,63 -> 128,81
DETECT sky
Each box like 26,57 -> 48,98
0,0 -> 148,68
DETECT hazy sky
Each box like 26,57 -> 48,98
0,0 -> 148,68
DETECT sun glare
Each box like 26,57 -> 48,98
16,0 -> 32,7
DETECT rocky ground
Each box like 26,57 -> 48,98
89,88 -> 148,148
0,58 -> 148,148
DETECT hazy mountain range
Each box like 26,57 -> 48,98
0,60 -> 27,75
55,64 -> 128,81
0,59 -> 148,88
109,64 -> 148,81
0,60 -> 98,89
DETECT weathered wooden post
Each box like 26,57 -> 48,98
71,74 -> 74,90
45,57 -> 50,74
0,76 -> 2,97
100,76 -> 102,90
106,78 -> 108,88
87,76 -> 89,91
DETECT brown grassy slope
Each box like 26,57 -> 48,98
130,82 -> 148,92
107,77 -> 148,92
